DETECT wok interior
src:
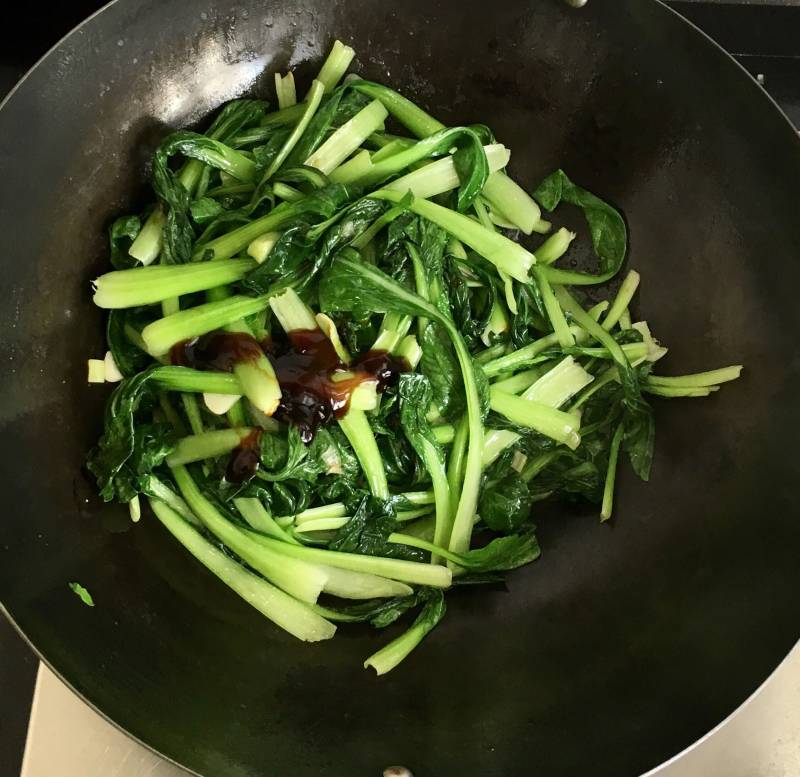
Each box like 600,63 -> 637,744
0,1 -> 799,775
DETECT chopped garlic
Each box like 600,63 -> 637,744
511,450 -> 528,473
320,443 -> 343,475
632,321 -> 668,363
203,393 -> 241,415
104,350 -> 123,382
247,231 -> 280,264
316,312 -> 351,363
87,359 -> 105,383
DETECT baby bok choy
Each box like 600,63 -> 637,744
86,39 -> 742,674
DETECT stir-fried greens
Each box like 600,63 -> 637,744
87,40 -> 742,673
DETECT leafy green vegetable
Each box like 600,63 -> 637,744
108,215 -> 142,270
355,126 -> 490,211
533,169 -> 628,285
398,374 -> 452,555
388,529 -> 540,573
240,195 -> 385,295
327,495 -> 419,559
363,588 -> 446,675
319,248 -> 485,557
479,471 -> 533,534
189,197 -> 225,225
106,308 -> 152,378
68,582 -> 95,607
87,369 -> 177,502
87,41 -> 742,673
313,590 -> 425,626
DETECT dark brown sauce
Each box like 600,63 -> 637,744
269,329 -> 408,443
170,331 -> 263,372
351,349 -> 408,393
173,327 -> 408,445
226,429 -> 263,483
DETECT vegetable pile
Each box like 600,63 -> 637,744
87,40 -> 742,674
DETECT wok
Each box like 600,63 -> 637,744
1,1 -> 799,775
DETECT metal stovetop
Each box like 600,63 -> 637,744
1,2 -> 799,776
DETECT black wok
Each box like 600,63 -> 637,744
1,1 -> 799,775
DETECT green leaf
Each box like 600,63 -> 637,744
153,99 -> 263,264
622,397 -> 655,481
240,191 -> 380,296
108,215 -> 141,270
256,427 -> 330,483
398,373 -> 443,459
420,323 -> 465,421
533,169 -> 627,285
358,126 -> 490,211
479,471 -> 533,533
69,582 -> 95,607
459,530 -> 540,573
189,196 -> 224,225
315,590 -> 425,626
106,308 -> 153,378
86,368 -> 177,502
328,495 -> 423,562
320,246 -> 442,322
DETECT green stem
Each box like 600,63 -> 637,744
647,366 -> 742,388
234,497 -> 299,544
362,594 -> 444,675
442,320 -> 484,557
338,409 -> 389,499
643,385 -> 718,398
152,366 -> 241,395
489,387 -> 581,449
369,190 -> 535,283
491,366 -> 550,394
128,207 -> 165,266
482,328 -> 580,377
149,499 -> 335,641
603,270 -> 640,331
167,427 -> 253,466
601,423 -> 625,522
226,400 -> 247,427
421,439 -> 452,564
481,171 -> 542,235
244,530 -> 453,588
446,415 -> 468,525
521,356 -> 594,408
399,490 -> 435,506
431,424 -> 455,445
533,265 -> 575,348
534,227 -> 576,265
92,259 -> 255,309
555,286 -> 631,371
305,99 -> 388,174
196,201 -> 297,261
351,81 -> 444,138
372,144 -> 509,201
261,80 -> 325,181
313,40 -> 356,94
142,295 -> 272,356
171,465 -> 329,604
141,475 -> 200,526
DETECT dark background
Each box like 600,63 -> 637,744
1,1 -> 798,776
